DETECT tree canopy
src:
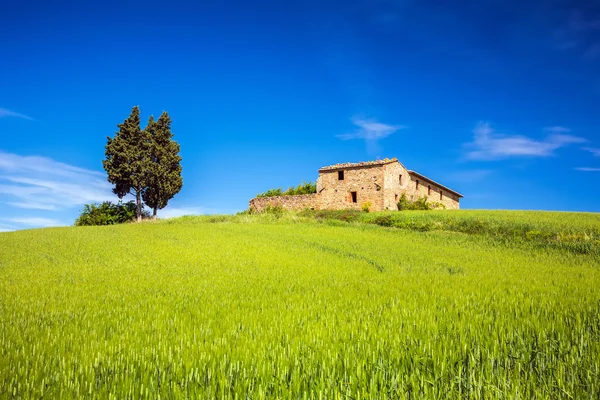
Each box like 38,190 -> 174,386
103,106 -> 182,221
142,112 -> 183,219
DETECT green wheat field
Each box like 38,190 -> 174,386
1,210 -> 599,399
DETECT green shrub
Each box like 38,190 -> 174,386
362,202 -> 372,213
262,205 -> 285,217
284,181 -> 317,196
300,209 -> 362,223
411,196 -> 431,210
75,201 -> 148,226
373,214 -> 394,227
257,181 -> 317,198
397,193 -> 410,210
397,194 -> 438,211
256,188 -> 284,198
429,201 -> 446,210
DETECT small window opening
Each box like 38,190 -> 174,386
416,180 -> 419,190
338,170 -> 344,180
395,194 -> 398,201
351,191 -> 357,203
428,185 -> 431,195
399,174 -> 402,185
440,191 -> 443,200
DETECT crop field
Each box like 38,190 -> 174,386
1,211 -> 599,399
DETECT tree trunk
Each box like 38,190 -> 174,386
136,190 -> 142,222
152,207 -> 157,220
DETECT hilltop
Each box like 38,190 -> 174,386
1,210 -> 599,398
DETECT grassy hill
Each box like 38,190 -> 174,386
1,210 -> 599,398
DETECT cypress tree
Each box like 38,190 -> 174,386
102,106 -> 151,222
142,111 -> 183,219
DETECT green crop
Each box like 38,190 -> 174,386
1,211 -> 599,399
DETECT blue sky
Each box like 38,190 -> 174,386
1,0 -> 600,230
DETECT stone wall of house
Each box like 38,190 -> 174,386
318,165 -> 386,211
249,194 -> 320,212
382,161 -> 411,210
404,174 -> 460,210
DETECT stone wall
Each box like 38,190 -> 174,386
382,161 -> 411,211
318,165 -> 385,211
249,194 -> 320,212
404,174 -> 460,210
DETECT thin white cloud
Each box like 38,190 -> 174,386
0,151 -> 223,229
544,126 -> 572,134
584,147 -> 600,156
0,151 -> 116,211
338,116 -> 406,155
464,122 -> 586,161
575,167 -> 600,172
339,116 -> 405,141
0,151 -> 105,178
555,9 -> 600,58
0,222 -> 16,232
6,202 -> 58,210
3,217 -> 63,227
159,206 -> 235,219
0,108 -> 33,120
159,207 -> 204,219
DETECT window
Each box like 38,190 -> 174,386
428,185 -> 431,195
416,180 -> 419,190
338,170 -> 344,180
440,191 -> 443,200
351,191 -> 357,203
399,174 -> 402,185
395,194 -> 398,201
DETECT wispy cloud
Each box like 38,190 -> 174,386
584,147 -> 600,156
574,167 -> 600,172
2,217 -> 63,227
338,116 -> 406,155
0,222 -> 16,232
544,126 -> 572,134
159,206 -> 236,219
6,202 -> 58,210
0,151 -> 223,229
0,108 -> 33,120
554,9 -> 600,60
159,207 -> 205,219
464,122 -> 586,161
0,151 -> 115,211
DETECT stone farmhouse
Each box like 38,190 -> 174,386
249,158 -> 463,212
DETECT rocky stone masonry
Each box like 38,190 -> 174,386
249,158 -> 462,212
249,194 -> 320,212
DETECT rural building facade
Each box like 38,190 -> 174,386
249,158 -> 463,212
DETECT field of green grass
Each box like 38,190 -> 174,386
1,210 -> 599,398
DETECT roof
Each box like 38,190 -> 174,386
407,170 -> 464,198
319,158 -> 398,172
